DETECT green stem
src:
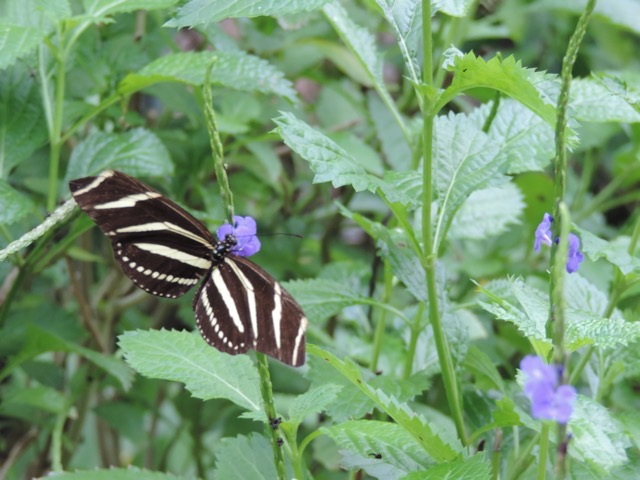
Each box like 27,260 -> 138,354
256,353 -> 287,480
402,303 -> 425,379
537,423 -> 550,480
420,0 -> 467,445
51,410 -> 67,472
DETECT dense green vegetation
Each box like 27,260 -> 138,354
1,0 -> 639,478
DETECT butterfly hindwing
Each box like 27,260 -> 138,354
70,170 -> 215,298
194,256 -> 308,367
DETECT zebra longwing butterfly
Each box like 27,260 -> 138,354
69,170 -> 308,367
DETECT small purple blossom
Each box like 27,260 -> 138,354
217,215 -> 261,257
520,355 -> 576,424
533,213 -> 584,273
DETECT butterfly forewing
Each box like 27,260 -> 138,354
194,256 -> 308,367
70,170 -> 308,366
70,170 -> 216,298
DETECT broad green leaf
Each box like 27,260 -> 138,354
284,278 -> 368,323
438,0 -> 475,17
535,0 -> 640,34
401,453 -> 490,480
368,92 -> 412,171
571,77 -> 640,123
309,39 -> 373,87
564,273 -> 613,318
119,51 -> 296,102
379,171 -> 422,208
375,0 -> 422,84
39,467 -> 187,479
570,395 -> 630,471
449,183 -> 524,240
95,401 -> 146,443
307,344 -> 461,462
323,3 -> 405,137
0,23 -> 41,69
491,397 -> 523,428
438,53 -> 559,132
565,310 -> 640,351
166,0 -> 331,28
83,0 -> 178,18
0,62 -> 48,175
0,325 -> 132,390
212,434 -> 277,479
0,0 -> 71,27
118,330 -> 262,413
288,384 -> 342,426
576,226 -> 640,275
462,346 -> 505,393
1,385 -> 67,414
0,180 -> 34,224
323,420 -> 433,479
273,112 -> 382,192
65,128 -> 173,181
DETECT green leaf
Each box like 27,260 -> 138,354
0,23 -> 42,69
118,330 -> 262,413
1,385 -> 67,414
307,344 -> 461,462
379,171 -> 422,208
166,0 -> 331,28
462,346 -> 505,393
0,180 -> 34,224
38,466 -> 188,479
288,384 -> 342,426
368,92 -> 412,171
571,77 -> 640,123
212,433 -> 277,480
83,0 -> 178,18
438,0 -> 475,17
119,51 -> 296,103
570,394 -> 630,472
536,0 -> 640,34
374,0 -> 422,84
323,420 -> 433,479
273,112 -> 382,192
449,183 -> 524,240
565,310 -> 640,351
438,53 -> 560,132
576,226 -> 640,276
401,453 -> 491,480
65,128 -> 173,181
0,62 -> 47,175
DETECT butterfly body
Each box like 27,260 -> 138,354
70,170 -> 307,366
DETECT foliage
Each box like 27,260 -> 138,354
1,0 -> 640,479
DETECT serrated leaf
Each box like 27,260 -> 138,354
118,330 -> 262,413
401,452 -> 490,480
564,273 -> 614,318
288,384 -> 342,426
0,23 -> 42,69
379,171 -> 422,208
166,0 -> 331,28
536,0 -> 640,34
565,310 -> 640,351
0,180 -> 34,224
0,62 -> 47,174
65,128 -> 173,182
273,112 -> 383,192
576,226 -> 640,275
212,433 -> 277,480
83,0 -> 178,18
307,344 -> 461,462
323,420 -> 433,480
570,394 -> 630,472
119,51 -> 296,102
375,0 -> 422,84
571,77 -> 640,123
449,183 -> 524,240
283,278 -> 368,323
39,466 -> 188,479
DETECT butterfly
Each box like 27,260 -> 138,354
69,170 -> 307,366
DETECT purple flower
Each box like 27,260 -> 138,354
520,355 -> 576,424
217,216 -> 261,257
533,213 -> 584,273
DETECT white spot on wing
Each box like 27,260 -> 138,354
133,243 -> 211,269
72,170 -> 114,196
116,222 -> 213,248
94,192 -> 162,210
272,283 -> 282,349
211,268 -> 244,333
291,317 -> 308,366
226,259 -> 258,339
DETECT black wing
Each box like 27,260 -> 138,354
69,170 -> 216,299
194,255 -> 308,367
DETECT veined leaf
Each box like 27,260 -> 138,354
571,77 -> 640,123
0,180 -> 34,224
65,128 -> 173,181
0,23 -> 42,69
119,51 -> 296,102
166,0 -> 331,28
119,330 -> 262,413
288,384 -> 342,427
438,0 -> 475,17
402,453 -> 491,480
212,434 -> 277,480
307,345 -> 461,462
1,385 -> 68,414
533,0 -> 640,34
273,112 -> 383,192
576,226 -> 640,276
83,0 -> 178,18
565,310 -> 640,351
368,92 -> 412,171
323,420 -> 434,480
379,171 -> 423,208
449,183 -> 524,240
